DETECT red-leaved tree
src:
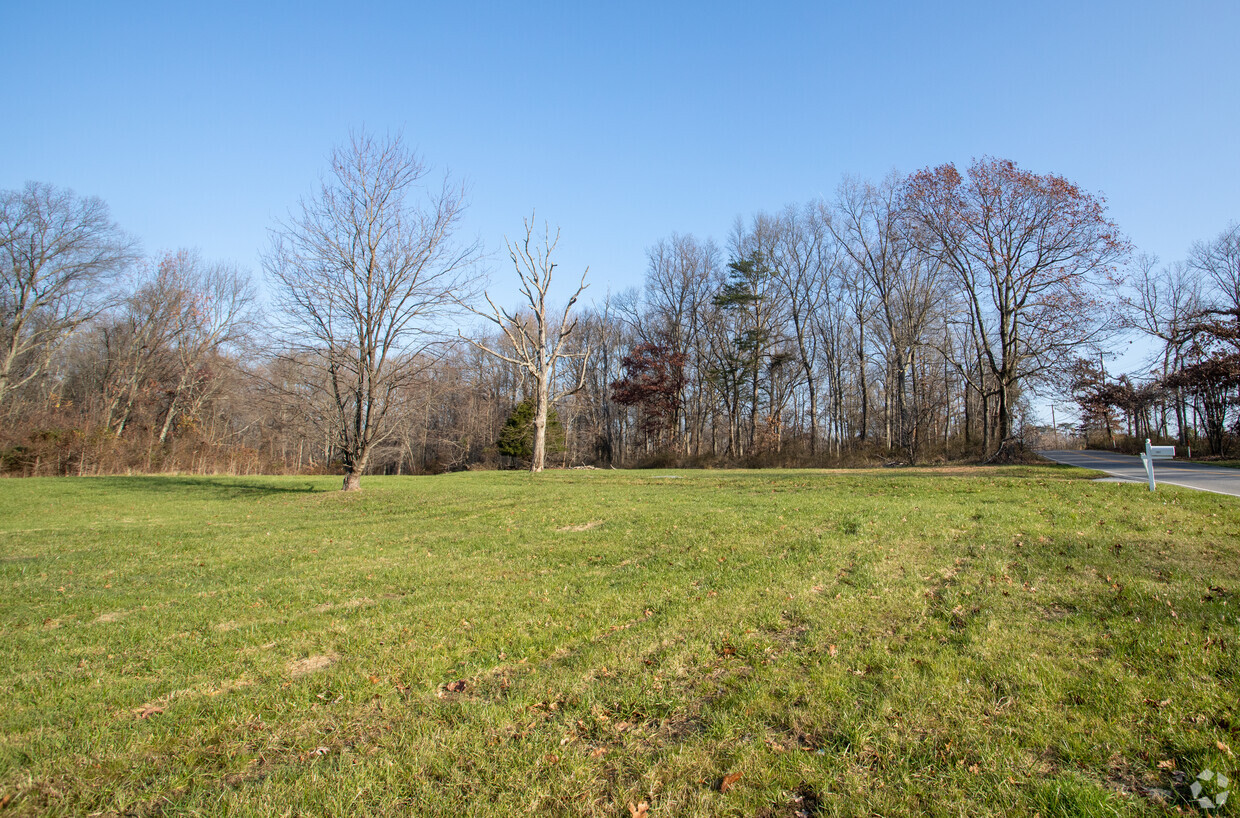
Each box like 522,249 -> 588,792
610,343 -> 687,448
904,158 -> 1129,449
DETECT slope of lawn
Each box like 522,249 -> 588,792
0,468 -> 1237,816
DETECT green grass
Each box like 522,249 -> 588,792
1,467 -> 1237,816
1196,459 -> 1240,470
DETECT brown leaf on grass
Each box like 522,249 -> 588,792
720,771 -> 742,792
628,802 -> 649,818
0,793 -> 11,808
828,644 -> 838,657
368,675 -> 380,684
137,706 -> 163,719
590,746 -> 606,758
1157,759 -> 1176,769
1219,740 -> 1234,757
443,680 -> 467,693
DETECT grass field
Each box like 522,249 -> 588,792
1,467 -> 1238,816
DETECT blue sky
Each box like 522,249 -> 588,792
5,0 -> 1238,333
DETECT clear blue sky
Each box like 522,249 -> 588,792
5,1 -> 1238,323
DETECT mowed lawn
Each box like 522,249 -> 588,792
1,468 -> 1237,817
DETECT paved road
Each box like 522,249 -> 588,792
1039,449 -> 1240,497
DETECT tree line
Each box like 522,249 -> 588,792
3,135 -> 1236,484
1072,227 -> 1240,455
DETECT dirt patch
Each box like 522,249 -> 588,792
93,611 -> 126,624
286,654 -> 337,677
133,679 -> 253,717
314,597 -> 375,613
557,521 -> 603,532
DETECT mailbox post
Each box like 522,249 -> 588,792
1140,438 -> 1175,491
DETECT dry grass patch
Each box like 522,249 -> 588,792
286,653 -> 337,677
557,520 -> 604,532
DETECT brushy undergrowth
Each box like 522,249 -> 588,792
1,467 -> 1237,816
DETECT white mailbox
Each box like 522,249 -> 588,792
1140,439 -> 1175,491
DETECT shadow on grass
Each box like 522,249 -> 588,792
72,475 -> 329,499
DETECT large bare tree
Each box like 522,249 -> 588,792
464,217 -> 589,473
0,182 -> 137,408
905,158 -> 1128,449
265,133 -> 476,490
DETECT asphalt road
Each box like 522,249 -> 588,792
1039,449 -> 1240,497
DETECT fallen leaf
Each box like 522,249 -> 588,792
628,802 -> 649,818
590,747 -> 606,758
1158,759 -> 1176,769
828,644 -> 838,657
138,706 -> 163,719
1219,740 -> 1234,757
444,680 -> 467,693
720,771 -> 742,793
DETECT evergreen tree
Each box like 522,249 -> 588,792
498,398 -> 565,462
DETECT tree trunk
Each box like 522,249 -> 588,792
806,372 -> 818,457
857,324 -> 868,442
996,380 -> 1012,444
980,390 -> 989,453
531,376 -> 549,473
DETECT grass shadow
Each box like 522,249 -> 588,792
70,475 -> 330,500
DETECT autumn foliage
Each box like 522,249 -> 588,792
904,157 -> 1129,445
610,343 -> 687,446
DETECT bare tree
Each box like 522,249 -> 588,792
639,233 -> 717,453
463,216 -> 589,473
905,158 -> 1129,450
1120,254 -> 1203,441
152,250 -> 256,444
1191,221 -> 1240,312
89,254 -> 187,437
0,182 -> 137,408
771,202 -> 835,455
265,133 -> 476,490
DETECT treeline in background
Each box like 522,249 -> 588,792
3,142 -> 1238,478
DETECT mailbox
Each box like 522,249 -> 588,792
1140,439 -> 1175,491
